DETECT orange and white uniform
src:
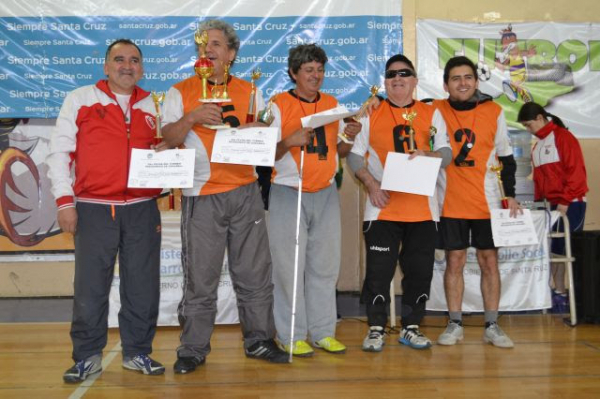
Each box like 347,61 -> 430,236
162,76 -> 264,196
268,90 -> 345,344
351,100 -> 449,222
271,90 -> 340,191
433,99 -> 513,219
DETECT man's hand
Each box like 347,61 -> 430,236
189,103 -> 223,126
58,207 -> 78,234
408,149 -> 427,160
239,121 -> 268,129
366,179 -> 390,209
342,121 -> 362,142
285,127 -> 314,148
557,203 -> 569,216
506,197 -> 522,218
151,140 -> 171,152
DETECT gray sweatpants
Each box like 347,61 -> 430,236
177,183 -> 275,358
71,200 -> 161,361
268,183 -> 341,343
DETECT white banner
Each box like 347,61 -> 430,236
108,211 -> 239,327
416,20 -> 600,138
427,210 -> 552,312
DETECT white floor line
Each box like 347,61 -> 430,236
68,341 -> 122,399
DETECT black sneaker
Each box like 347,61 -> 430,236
245,339 -> 289,363
63,354 -> 102,383
174,356 -> 206,374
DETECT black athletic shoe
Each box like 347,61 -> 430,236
173,356 -> 205,374
245,339 -> 289,363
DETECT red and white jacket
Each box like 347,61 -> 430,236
531,121 -> 588,206
47,80 -> 162,210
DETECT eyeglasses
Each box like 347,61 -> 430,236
384,69 -> 415,79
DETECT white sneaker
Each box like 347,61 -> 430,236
362,326 -> 385,352
437,321 -> 464,346
483,323 -> 514,348
399,325 -> 432,349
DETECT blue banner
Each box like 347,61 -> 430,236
0,14 -> 402,117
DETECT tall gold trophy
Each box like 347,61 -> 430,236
490,162 -> 509,209
402,110 -> 417,153
151,91 -> 164,145
193,30 -> 231,129
340,85 -> 379,144
193,30 -> 214,101
246,68 -> 262,123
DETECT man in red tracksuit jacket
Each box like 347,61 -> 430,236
47,39 -> 165,383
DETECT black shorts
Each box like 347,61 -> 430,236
439,217 -> 495,250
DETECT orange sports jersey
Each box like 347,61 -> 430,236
433,99 -> 510,219
364,100 -> 439,222
174,76 -> 256,195
272,91 -> 339,193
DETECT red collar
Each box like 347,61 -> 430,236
95,79 -> 150,104
535,121 -> 556,140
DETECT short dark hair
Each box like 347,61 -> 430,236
385,54 -> 415,73
288,44 -> 328,83
105,39 -> 142,61
443,56 -> 477,84
518,102 -> 566,129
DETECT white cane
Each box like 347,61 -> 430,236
288,146 -> 305,363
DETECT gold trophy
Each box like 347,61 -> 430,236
193,30 -> 214,101
402,110 -> 417,153
210,61 -> 231,102
151,91 -> 165,144
257,97 -> 276,126
339,85 -> 379,144
246,68 -> 262,123
490,162 -> 509,209
428,125 -> 437,151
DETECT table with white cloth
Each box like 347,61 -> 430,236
427,209 -> 557,312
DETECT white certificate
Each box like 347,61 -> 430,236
380,152 -> 442,197
211,127 -> 277,167
128,149 -> 195,188
301,105 -> 355,129
491,209 -> 539,247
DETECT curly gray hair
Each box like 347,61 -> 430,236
197,19 -> 240,55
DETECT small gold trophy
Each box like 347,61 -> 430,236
221,61 -> 231,100
429,125 -> 437,151
151,91 -> 165,144
210,61 -> 231,101
246,68 -> 262,123
490,162 -> 509,209
193,30 -> 214,100
402,110 -> 417,153
339,85 -> 379,144
257,97 -> 275,126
